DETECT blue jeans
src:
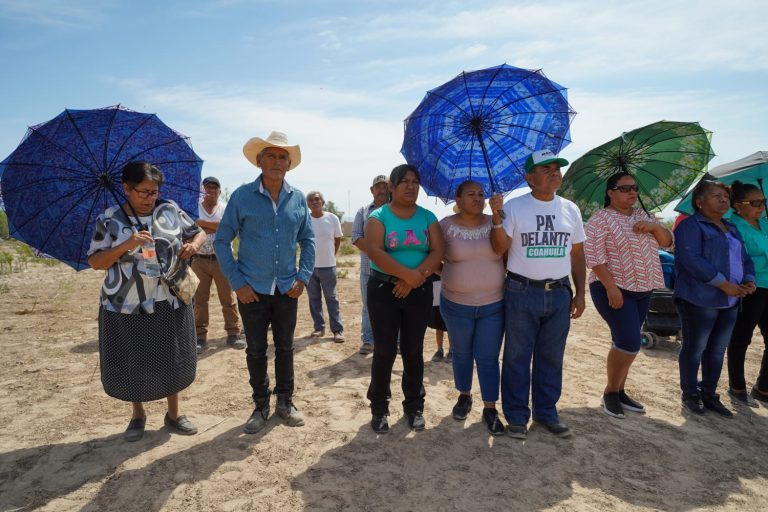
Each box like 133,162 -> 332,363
501,278 -> 572,425
440,296 -> 504,402
307,266 -> 343,334
676,299 -> 738,396
360,271 -> 374,344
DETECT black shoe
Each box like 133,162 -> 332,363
619,390 -> 646,413
482,408 -> 505,436
196,340 -> 208,355
371,415 -> 389,434
124,416 -> 146,442
701,393 -> 734,418
407,411 -> 426,431
226,334 -> 246,349
505,423 -> 528,440
728,388 -> 759,408
445,351 -> 453,362
451,394 -> 472,420
276,397 -> 305,426
164,413 -> 198,435
245,406 -> 270,434
750,386 -> 768,405
431,348 -> 444,362
681,393 -> 706,414
601,392 -> 625,419
536,421 -> 572,438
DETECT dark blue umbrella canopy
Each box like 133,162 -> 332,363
0,105 -> 203,270
401,64 -> 575,203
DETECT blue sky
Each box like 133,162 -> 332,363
1,0 -> 767,219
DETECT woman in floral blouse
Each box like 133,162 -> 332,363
585,172 -> 672,419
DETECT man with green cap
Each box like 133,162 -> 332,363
490,149 -> 586,440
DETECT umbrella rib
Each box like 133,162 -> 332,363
23,128 -> 100,178
8,180 -> 98,235
105,113 -> 155,172
422,133 -> 475,196
0,161 -> 97,180
486,84 -> 572,119
476,65 -> 507,116
482,129 -> 530,187
102,106 -> 121,171
124,136 -> 196,163
38,184 -> 102,264
0,175 -> 92,195
74,183 -> 107,269
405,128 -> 471,167
484,67 -> 541,113
65,109 -> 105,173
460,71 -> 478,119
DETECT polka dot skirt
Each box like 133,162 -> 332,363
98,300 -> 197,402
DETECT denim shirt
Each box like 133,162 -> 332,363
214,176 -> 315,295
352,201 -> 378,275
673,212 -> 755,308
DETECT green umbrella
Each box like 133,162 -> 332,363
560,120 -> 715,221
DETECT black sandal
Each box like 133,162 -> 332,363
124,416 -> 146,442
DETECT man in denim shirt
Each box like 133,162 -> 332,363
215,131 -> 315,434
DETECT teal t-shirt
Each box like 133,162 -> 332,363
368,204 -> 437,272
730,214 -> 768,288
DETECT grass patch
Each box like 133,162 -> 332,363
337,260 -> 356,268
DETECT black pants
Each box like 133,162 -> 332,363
728,287 -> 768,391
366,276 -> 432,416
238,291 -> 298,407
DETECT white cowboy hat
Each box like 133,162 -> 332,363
243,131 -> 302,170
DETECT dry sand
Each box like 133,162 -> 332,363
1,248 -> 768,511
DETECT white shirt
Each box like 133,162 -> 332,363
198,200 -> 226,255
502,193 -> 585,280
311,212 -> 343,268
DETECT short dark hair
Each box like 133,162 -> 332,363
691,180 -> 729,212
455,179 -> 482,198
603,172 -> 635,207
390,164 -> 420,188
730,180 -> 761,206
121,161 -> 164,187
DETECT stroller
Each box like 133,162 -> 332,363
640,250 -> 681,349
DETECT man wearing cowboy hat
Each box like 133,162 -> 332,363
215,131 -> 315,434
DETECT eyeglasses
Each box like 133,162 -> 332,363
610,184 -> 639,193
132,188 -> 160,199
735,199 -> 767,208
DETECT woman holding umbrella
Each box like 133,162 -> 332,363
88,161 -> 206,441
674,180 -> 755,417
364,164 -> 444,433
584,172 -> 672,418
439,180 -> 507,434
727,181 -> 768,406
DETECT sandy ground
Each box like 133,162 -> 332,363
1,246 -> 768,512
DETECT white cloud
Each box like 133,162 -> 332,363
0,0 -> 114,29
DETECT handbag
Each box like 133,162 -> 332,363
163,258 -> 200,305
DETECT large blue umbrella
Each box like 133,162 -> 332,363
0,105 -> 203,270
401,64 -> 575,203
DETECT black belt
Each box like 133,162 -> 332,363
371,269 -> 399,284
506,271 -> 569,292
196,254 -> 217,260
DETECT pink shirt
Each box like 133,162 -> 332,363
439,215 -> 505,306
585,208 -> 667,292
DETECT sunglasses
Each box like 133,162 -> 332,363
735,199 -> 767,208
610,184 -> 639,193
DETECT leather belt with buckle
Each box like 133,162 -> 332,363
506,271 -> 569,291
196,253 -> 217,260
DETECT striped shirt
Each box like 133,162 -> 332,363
585,208 -> 668,292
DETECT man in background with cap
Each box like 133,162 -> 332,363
215,131 -> 315,434
352,174 -> 389,355
490,149 -> 586,440
192,176 -> 245,354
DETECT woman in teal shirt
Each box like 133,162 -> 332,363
727,181 -> 768,406
364,164 -> 444,433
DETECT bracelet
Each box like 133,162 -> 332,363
492,223 -> 503,229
